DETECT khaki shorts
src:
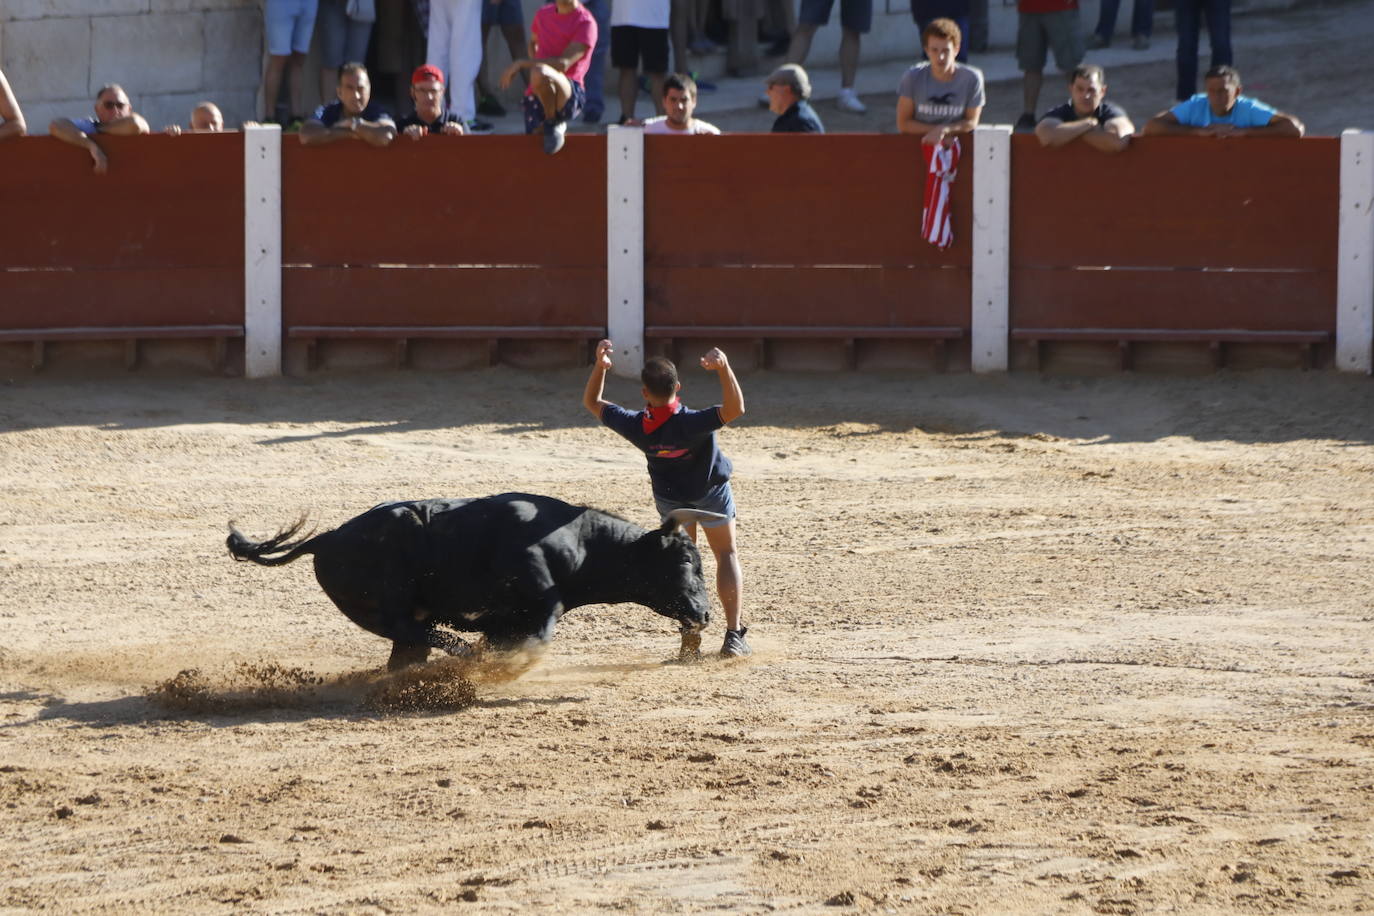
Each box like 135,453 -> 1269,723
1016,9 -> 1084,73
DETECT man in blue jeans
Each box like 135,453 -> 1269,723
1173,0 -> 1230,101
583,340 -> 752,659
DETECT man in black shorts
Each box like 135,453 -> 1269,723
610,0 -> 670,124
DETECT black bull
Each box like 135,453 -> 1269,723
226,493 -> 716,669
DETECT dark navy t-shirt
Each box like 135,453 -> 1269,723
601,403 -> 732,502
311,100 -> 393,126
1041,99 -> 1128,126
772,100 -> 825,134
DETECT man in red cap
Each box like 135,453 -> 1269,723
396,65 -> 468,138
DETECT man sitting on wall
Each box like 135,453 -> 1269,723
300,62 -> 397,147
640,73 -> 720,134
499,0 -> 598,156
1143,65 -> 1304,138
395,65 -> 467,138
1034,64 -> 1134,152
49,84 -> 150,174
765,64 -> 825,134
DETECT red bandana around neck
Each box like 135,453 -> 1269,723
642,397 -> 682,434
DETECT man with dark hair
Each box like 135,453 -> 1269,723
300,62 -> 397,146
641,73 -> 720,134
582,340 -> 752,659
1143,65 -> 1303,138
1034,64 -> 1134,152
49,84 -> 150,174
765,63 -> 824,134
499,0 -> 597,155
396,64 -> 467,137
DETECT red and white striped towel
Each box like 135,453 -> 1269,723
921,138 -> 961,250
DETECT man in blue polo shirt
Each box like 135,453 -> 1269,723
582,340 -> 751,658
300,62 -> 397,146
1143,65 -> 1303,138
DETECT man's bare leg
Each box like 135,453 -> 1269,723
701,521 -> 742,632
618,68 -> 638,121
529,64 -> 572,121
839,27 -> 860,89
786,22 -> 817,64
263,55 -> 288,121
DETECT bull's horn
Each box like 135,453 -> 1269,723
662,509 -> 727,532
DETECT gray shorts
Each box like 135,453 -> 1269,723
655,481 -> 736,529
798,0 -> 872,33
1016,9 -> 1084,73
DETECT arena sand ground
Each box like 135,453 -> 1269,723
1,368 -> 1371,913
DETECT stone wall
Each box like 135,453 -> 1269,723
2,1 -> 262,133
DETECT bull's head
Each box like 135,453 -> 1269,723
634,509 -> 719,633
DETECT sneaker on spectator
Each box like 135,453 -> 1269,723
543,118 -> 567,155
720,627 -> 752,659
764,36 -> 790,56
1086,32 -> 1109,49
465,118 -> 494,134
1014,112 -> 1036,133
582,106 -> 604,124
837,88 -> 867,113
477,95 -> 506,117
1132,33 -> 1151,49
689,36 -> 720,54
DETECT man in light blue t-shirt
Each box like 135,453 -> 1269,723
1143,65 -> 1303,138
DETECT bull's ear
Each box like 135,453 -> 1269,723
661,508 -> 726,533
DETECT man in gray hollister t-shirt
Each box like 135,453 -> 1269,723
896,19 -> 985,148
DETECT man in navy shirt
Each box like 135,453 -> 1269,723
766,64 -> 825,134
1034,64 -> 1134,153
395,65 -> 467,138
583,340 -> 751,658
300,62 -> 397,146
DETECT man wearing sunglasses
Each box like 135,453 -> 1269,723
49,84 -> 149,175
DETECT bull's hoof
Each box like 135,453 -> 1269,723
387,642 -> 432,671
677,631 -> 703,664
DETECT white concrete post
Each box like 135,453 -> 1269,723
606,125 -> 645,378
970,125 -> 1012,373
243,124 -> 282,379
1338,129 -> 1374,374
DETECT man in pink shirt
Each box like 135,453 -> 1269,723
500,0 -> 598,155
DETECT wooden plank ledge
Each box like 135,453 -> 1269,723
286,325 -> 607,369
1010,328 -> 1331,371
0,325 -> 243,371
644,326 -> 965,370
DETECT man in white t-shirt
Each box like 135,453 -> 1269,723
641,72 -> 721,134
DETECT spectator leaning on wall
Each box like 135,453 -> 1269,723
1143,65 -> 1303,138
301,62 -> 398,146
766,64 -> 824,133
49,84 -> 150,175
0,68 -> 26,140
396,64 -> 467,137
896,18 -> 983,155
641,72 -> 720,134
1034,64 -> 1133,152
165,102 -> 225,136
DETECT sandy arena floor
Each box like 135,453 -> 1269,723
1,368 -> 1371,913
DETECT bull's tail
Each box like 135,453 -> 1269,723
226,517 -> 325,567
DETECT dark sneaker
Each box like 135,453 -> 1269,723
720,627 -> 752,658
582,107 -> 604,124
1086,33 -> 1109,49
1014,112 -> 1036,133
477,95 -> 506,117
465,118 -> 494,135
1132,33 -> 1151,49
543,118 -> 566,155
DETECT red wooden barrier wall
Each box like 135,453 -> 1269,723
1009,135 -> 1339,332
0,135 -> 244,330
280,135 -> 606,331
643,134 -> 970,329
